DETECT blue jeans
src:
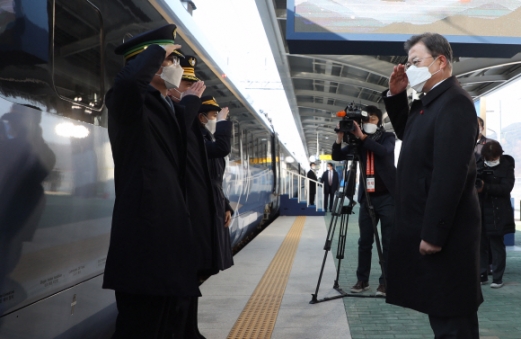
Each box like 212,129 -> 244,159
356,193 -> 394,285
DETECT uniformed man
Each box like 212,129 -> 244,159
167,55 -> 219,339
103,24 -> 206,339
168,53 -> 200,102
198,96 -> 234,270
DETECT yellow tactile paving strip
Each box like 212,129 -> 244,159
227,216 -> 306,339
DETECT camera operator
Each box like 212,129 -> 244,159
331,106 -> 396,296
476,140 -> 515,289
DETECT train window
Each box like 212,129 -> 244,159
230,121 -> 241,161
52,0 -> 104,118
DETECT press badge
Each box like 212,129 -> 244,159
367,177 -> 375,192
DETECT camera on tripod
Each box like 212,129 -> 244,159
334,103 -> 369,144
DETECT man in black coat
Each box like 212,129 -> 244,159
198,96 -> 234,271
476,141 -> 515,288
332,106 -> 396,296
167,59 -> 220,339
382,33 -> 482,338
320,162 -> 339,212
307,162 -> 318,205
103,25 -> 207,339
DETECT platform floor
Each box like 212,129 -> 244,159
199,212 -> 521,339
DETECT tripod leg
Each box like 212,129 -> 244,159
358,156 -> 387,288
311,161 -> 353,303
332,162 -> 356,290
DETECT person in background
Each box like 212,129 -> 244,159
307,162 -> 318,205
320,162 -> 339,212
382,32 -> 482,338
332,105 -> 396,297
475,117 -> 492,159
476,140 -> 515,288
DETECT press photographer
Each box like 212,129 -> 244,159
331,105 -> 396,296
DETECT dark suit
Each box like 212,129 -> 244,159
383,76 -> 482,336
306,169 -> 317,205
201,121 -> 234,271
104,45 -> 202,338
320,169 -> 339,211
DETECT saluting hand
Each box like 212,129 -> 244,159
162,44 -> 182,60
419,240 -> 442,255
182,81 -> 206,99
218,107 -> 229,121
389,64 -> 408,96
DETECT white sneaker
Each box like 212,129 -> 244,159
490,282 -> 504,288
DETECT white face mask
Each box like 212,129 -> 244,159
159,63 -> 183,89
485,159 -> 500,167
205,118 -> 217,134
405,57 -> 440,92
363,123 -> 378,134
311,166 -> 316,170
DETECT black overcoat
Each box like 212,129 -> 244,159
382,76 -> 483,316
200,121 -> 234,271
477,155 -> 516,236
103,45 -> 201,297
320,170 -> 339,193
331,132 -> 396,203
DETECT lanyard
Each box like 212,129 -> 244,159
366,151 -> 375,192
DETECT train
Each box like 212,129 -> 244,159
0,0 -> 300,337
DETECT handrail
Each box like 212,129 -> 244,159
281,168 -> 324,212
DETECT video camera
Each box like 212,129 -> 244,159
334,103 -> 369,144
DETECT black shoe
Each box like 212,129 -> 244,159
350,281 -> 369,293
376,284 -> 386,297
480,274 -> 488,285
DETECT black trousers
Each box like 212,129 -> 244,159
309,187 -> 316,205
324,190 -> 335,211
113,291 -> 191,339
480,233 -> 506,283
356,193 -> 394,285
428,313 -> 479,339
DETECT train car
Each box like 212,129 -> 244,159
0,0 -> 301,337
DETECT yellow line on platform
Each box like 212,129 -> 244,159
227,216 -> 306,339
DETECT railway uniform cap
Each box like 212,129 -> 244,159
180,55 -> 200,82
114,24 -> 183,60
199,96 -> 221,113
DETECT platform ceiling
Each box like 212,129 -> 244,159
258,0 -> 521,157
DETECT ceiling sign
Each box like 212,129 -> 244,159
287,0 -> 521,57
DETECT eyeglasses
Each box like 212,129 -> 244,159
404,55 -> 434,71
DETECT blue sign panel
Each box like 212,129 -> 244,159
287,0 -> 521,57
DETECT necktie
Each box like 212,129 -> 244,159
329,170 -> 332,185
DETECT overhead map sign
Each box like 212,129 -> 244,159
287,0 -> 521,57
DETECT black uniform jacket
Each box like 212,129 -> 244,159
103,45 -> 201,297
320,170 -> 339,193
307,170 -> 318,193
382,76 -> 483,316
201,121 -> 234,271
331,132 -> 396,203
477,155 -> 516,236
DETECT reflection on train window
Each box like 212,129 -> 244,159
53,0 -> 103,122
